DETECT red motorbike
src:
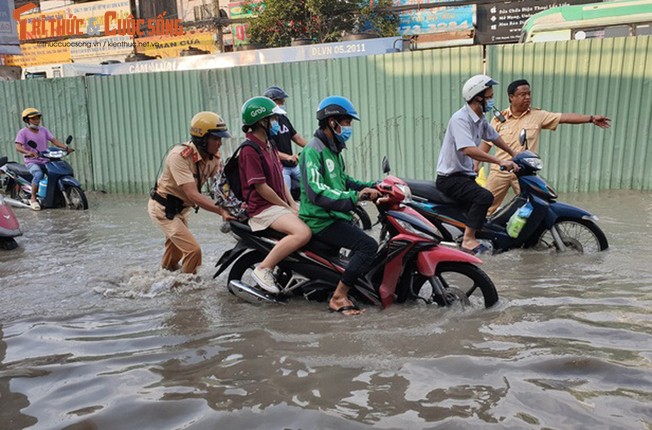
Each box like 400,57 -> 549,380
0,157 -> 23,250
214,163 -> 498,309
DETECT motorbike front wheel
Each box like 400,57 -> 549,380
351,204 -> 372,231
64,185 -> 88,210
536,219 -> 608,253
0,237 -> 18,251
413,262 -> 499,308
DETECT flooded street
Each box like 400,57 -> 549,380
1,190 -> 651,429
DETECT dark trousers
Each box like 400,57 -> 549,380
436,174 -> 493,230
315,220 -> 378,287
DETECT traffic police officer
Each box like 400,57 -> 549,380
148,111 -> 234,274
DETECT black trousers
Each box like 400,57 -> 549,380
436,174 -> 493,230
315,220 -> 378,287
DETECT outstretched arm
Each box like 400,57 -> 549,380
560,113 -> 611,128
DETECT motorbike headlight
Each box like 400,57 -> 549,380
396,183 -> 412,203
523,157 -> 543,170
47,150 -> 66,158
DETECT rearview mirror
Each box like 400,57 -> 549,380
65,135 -> 73,145
382,156 -> 391,174
518,129 -> 528,149
27,140 -> 37,148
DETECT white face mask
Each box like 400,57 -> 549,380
28,123 -> 39,130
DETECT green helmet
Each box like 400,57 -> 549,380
241,96 -> 286,126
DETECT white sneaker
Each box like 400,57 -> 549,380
30,200 -> 41,211
252,267 -> 280,294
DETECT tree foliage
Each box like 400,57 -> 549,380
244,0 -> 398,48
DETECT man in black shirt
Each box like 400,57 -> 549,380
263,86 -> 307,197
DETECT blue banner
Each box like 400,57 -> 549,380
0,0 -> 21,54
398,4 -> 475,36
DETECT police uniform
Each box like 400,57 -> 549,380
147,142 -> 220,273
485,107 -> 561,215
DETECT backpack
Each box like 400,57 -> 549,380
213,141 -> 269,220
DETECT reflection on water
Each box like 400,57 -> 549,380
0,190 -> 651,429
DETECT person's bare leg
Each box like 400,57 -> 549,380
329,281 -> 364,316
462,227 -> 480,250
258,214 -> 311,269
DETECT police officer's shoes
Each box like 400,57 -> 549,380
252,267 -> 280,294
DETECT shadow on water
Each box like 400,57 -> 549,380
0,191 -> 651,429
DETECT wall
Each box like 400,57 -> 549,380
1,36 -> 650,194
488,35 -> 652,191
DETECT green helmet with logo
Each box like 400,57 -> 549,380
241,96 -> 286,126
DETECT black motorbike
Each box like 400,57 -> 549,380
400,130 -> 608,254
214,172 -> 498,309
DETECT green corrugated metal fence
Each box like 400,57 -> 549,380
1,36 -> 650,194
0,78 -> 93,187
488,36 -> 652,191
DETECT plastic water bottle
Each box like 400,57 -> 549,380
507,202 -> 533,238
37,176 -> 48,199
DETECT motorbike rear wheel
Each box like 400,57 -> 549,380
413,262 -> 498,308
227,251 -> 265,294
536,219 -> 608,253
64,185 -> 88,210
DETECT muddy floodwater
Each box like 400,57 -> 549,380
1,190 -> 651,430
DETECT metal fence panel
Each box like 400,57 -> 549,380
202,46 -> 484,183
2,37 -> 649,194
85,71 -> 205,193
488,36 -> 652,192
0,78 -> 92,188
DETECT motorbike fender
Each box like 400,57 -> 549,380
416,246 -> 483,277
379,243 -> 413,309
213,241 -> 249,279
57,176 -> 82,189
544,201 -> 594,228
0,201 -> 22,237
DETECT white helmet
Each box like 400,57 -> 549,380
462,74 -> 499,102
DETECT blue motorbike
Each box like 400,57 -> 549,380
400,130 -> 608,254
0,136 -> 88,210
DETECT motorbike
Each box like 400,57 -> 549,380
401,130 -> 608,254
0,157 -> 22,250
214,160 -> 498,310
0,136 -> 88,210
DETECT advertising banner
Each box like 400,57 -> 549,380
135,31 -> 217,58
228,1 -> 262,47
398,4 -> 475,36
476,0 -> 596,44
0,0 -> 21,54
3,41 -> 70,67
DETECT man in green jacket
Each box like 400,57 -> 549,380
299,96 -> 380,316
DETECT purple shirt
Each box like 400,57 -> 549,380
15,126 -> 55,166
238,133 -> 288,218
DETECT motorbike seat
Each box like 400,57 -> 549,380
402,178 -> 458,204
229,220 -> 341,257
0,156 -> 7,168
5,162 -> 32,180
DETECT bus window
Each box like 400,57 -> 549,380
574,25 -> 630,40
636,23 -> 652,35
24,72 -> 47,79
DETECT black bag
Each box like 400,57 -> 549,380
214,141 -> 269,219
